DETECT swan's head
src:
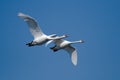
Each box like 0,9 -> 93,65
79,40 -> 85,43
62,34 -> 69,38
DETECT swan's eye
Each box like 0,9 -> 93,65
80,40 -> 84,43
64,34 -> 69,37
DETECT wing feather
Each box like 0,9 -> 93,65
64,46 -> 77,66
18,13 -> 44,38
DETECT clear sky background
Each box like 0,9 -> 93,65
0,0 -> 120,80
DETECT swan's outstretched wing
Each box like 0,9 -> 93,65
18,13 -> 44,38
64,46 -> 77,66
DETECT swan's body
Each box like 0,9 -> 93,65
48,39 -> 84,66
18,13 -> 68,46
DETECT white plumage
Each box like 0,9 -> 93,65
18,13 -> 68,46
18,12 -> 84,66
48,39 -> 84,66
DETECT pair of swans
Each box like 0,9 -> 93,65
18,13 -> 84,66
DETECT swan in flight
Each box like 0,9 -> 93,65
47,39 -> 84,66
18,13 -> 68,47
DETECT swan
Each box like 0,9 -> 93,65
18,13 -> 68,47
46,39 -> 84,66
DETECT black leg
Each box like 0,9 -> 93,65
53,49 -> 58,52
50,45 -> 59,52
50,45 -> 57,49
26,42 -> 33,47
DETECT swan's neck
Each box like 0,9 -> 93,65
72,40 -> 84,44
49,34 -> 57,37
49,35 -> 68,40
72,41 -> 81,43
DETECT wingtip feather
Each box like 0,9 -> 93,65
18,12 -> 30,21
71,50 -> 77,66
18,12 -> 25,17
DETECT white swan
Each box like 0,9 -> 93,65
48,39 -> 84,66
18,13 -> 68,47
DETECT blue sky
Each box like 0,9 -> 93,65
0,0 -> 120,80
